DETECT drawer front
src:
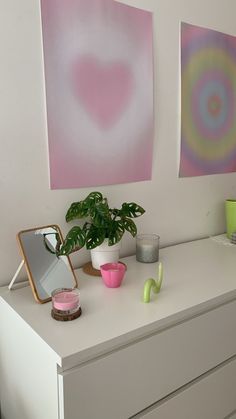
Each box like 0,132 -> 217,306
137,360 -> 236,419
58,300 -> 236,419
137,357 -> 236,419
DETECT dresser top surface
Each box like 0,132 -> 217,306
1,235 -> 236,369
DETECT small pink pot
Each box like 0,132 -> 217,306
100,262 -> 126,288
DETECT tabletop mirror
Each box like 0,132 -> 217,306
16,225 -> 78,303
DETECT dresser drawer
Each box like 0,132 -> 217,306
137,357 -> 236,419
58,300 -> 236,419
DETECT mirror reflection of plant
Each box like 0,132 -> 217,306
58,191 -> 145,256
42,232 -> 61,255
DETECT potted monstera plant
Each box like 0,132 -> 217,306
58,191 -> 145,269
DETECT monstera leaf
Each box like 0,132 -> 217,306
83,191 -> 103,207
58,226 -> 86,255
65,201 -> 89,222
121,202 -> 145,218
123,218 -> 137,237
90,200 -> 110,228
66,192 -> 104,222
108,220 -> 125,246
86,225 -> 105,250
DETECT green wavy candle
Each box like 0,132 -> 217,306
143,262 -> 163,303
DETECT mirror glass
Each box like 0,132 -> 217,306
17,225 -> 78,303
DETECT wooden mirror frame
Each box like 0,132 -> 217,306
17,224 -> 78,303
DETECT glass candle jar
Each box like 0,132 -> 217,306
51,288 -> 81,321
136,234 -> 160,263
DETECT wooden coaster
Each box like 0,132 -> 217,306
82,262 -> 101,276
82,261 -> 127,277
51,306 -> 82,321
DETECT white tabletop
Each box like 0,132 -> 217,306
1,235 -> 236,370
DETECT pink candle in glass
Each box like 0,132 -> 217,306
51,288 -> 81,321
52,288 -> 79,312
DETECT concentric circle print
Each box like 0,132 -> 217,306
180,23 -> 236,176
191,67 -> 236,146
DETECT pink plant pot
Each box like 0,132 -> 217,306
100,262 -> 126,288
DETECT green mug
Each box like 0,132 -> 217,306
225,199 -> 236,239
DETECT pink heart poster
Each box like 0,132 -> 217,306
41,0 -> 154,189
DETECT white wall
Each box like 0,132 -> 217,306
1,0 -> 236,286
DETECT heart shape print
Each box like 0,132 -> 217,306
72,55 -> 133,129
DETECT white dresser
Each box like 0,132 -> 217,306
1,236 -> 236,419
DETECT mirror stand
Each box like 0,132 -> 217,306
8,260 -> 28,290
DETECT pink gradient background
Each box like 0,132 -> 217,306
41,0 -> 154,189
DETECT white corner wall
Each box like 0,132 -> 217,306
1,0 -> 236,285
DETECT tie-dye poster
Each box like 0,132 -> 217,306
41,0 -> 153,189
180,22 -> 236,177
